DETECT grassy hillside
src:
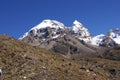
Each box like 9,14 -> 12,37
101,47 -> 120,61
0,35 -> 120,80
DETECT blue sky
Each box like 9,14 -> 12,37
0,0 -> 120,38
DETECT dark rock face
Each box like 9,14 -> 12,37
52,42 -> 80,55
52,43 -> 69,55
100,37 -> 118,47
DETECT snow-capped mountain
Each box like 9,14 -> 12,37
108,28 -> 120,44
71,20 -> 92,42
20,19 -> 120,49
20,19 -> 92,42
91,28 -> 120,47
20,19 -> 96,55
19,19 -> 66,40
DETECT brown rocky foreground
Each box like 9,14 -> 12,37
0,35 -> 120,80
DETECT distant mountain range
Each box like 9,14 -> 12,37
20,19 -> 120,47
19,19 -> 120,58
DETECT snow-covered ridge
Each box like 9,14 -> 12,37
91,34 -> 105,46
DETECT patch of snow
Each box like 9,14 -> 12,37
0,69 -> 2,75
61,33 -> 66,37
42,38 -> 46,41
52,35 -> 60,39
113,37 -> 120,44
79,37 -> 92,42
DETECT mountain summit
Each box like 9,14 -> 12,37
19,19 -> 66,39
71,20 -> 92,42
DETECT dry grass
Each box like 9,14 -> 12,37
0,35 -> 120,80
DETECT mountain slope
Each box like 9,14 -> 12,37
0,35 -> 120,80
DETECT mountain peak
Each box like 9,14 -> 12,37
73,20 -> 82,25
73,20 -> 83,28
72,20 -> 86,32
19,19 -> 66,39
108,28 -> 120,44
31,19 -> 65,30
71,20 -> 92,42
